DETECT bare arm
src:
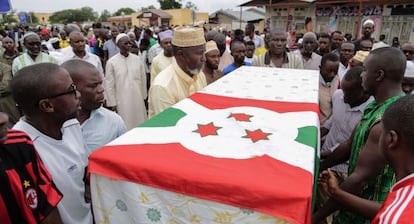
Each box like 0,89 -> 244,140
41,207 -> 63,224
313,124 -> 385,222
320,169 -> 382,220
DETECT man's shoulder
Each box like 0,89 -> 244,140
152,64 -> 175,86
95,107 -> 123,121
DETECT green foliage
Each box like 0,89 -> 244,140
113,7 -> 136,16
0,11 -> 18,24
140,5 -> 156,12
49,7 -> 97,24
184,1 -> 198,11
99,9 -> 111,22
158,0 -> 182,10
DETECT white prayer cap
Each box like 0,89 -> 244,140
115,33 -> 129,44
363,19 -> 375,26
23,32 -> 39,40
404,61 -> 414,78
158,30 -> 173,41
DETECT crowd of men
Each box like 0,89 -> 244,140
1,17 -> 414,223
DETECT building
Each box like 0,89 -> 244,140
240,0 -> 414,43
209,8 -> 265,31
135,9 -> 208,27
136,9 -> 172,27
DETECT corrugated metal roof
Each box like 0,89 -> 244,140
137,9 -> 172,19
209,9 -> 264,22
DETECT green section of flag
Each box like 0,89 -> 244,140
140,108 -> 186,127
295,126 -> 318,149
295,125 -> 319,211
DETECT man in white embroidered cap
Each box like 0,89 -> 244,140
148,26 -> 207,117
354,19 -> 375,51
150,29 -> 175,84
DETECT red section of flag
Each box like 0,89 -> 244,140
190,92 -> 320,114
242,129 -> 272,143
193,122 -> 221,137
89,143 -> 313,224
228,113 -> 253,122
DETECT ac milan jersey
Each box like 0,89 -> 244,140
0,129 -> 62,224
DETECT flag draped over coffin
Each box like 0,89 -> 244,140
89,66 -> 320,224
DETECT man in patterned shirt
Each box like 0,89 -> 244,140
313,47 -> 406,223
318,94 -> 414,224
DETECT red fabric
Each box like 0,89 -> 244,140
372,176 -> 414,224
5,169 -> 37,224
89,143 -> 313,224
189,92 -> 320,115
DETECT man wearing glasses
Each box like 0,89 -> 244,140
11,32 -> 57,75
11,63 -> 93,224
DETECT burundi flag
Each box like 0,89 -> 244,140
89,67 -> 320,224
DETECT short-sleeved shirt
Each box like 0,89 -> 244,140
0,129 -> 62,224
372,173 -> 414,224
14,119 -> 93,224
334,94 -> 404,224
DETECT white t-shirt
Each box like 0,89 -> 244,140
14,118 -> 93,224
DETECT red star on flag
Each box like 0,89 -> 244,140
242,129 -> 272,143
228,113 -> 253,122
193,122 -> 222,137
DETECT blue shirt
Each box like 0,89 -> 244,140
222,62 -> 252,75
80,107 -> 127,153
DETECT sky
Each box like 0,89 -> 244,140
9,0 -> 249,14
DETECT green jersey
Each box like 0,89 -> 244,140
334,94 -> 403,224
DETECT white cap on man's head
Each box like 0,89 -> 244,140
363,19 -> 375,26
115,33 -> 128,44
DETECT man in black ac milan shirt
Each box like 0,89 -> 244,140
0,112 -> 63,223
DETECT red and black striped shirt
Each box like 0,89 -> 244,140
0,129 -> 62,223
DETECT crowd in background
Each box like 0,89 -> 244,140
1,17 -> 414,224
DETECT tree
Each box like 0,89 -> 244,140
0,11 -> 18,24
99,9 -> 111,22
50,7 -> 97,24
158,0 -> 182,10
140,5 -> 156,12
184,1 -> 198,11
113,7 -> 136,16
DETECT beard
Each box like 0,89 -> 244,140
206,61 -> 219,70
187,67 -> 201,76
